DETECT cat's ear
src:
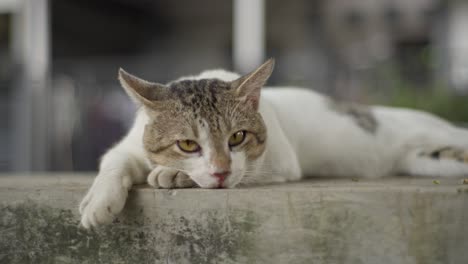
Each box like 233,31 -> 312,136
231,58 -> 275,110
118,68 -> 167,108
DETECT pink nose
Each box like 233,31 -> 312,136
211,171 -> 231,186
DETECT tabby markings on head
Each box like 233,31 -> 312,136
169,79 -> 231,130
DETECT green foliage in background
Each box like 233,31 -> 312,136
372,59 -> 468,125
384,85 -> 468,124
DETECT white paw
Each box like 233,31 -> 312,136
147,167 -> 196,188
79,177 -> 128,229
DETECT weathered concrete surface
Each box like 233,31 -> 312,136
1,174 -> 467,264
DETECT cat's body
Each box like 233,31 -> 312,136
80,59 -> 468,228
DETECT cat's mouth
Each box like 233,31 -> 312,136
187,169 -> 243,189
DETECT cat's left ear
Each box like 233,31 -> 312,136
231,58 -> 275,110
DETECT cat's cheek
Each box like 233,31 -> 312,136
224,152 -> 247,188
182,157 -> 219,188
190,173 -> 219,188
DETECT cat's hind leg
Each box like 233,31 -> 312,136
398,145 -> 468,177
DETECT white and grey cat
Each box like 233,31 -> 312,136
80,59 -> 468,228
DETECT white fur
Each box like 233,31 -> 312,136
80,69 -> 468,228
183,120 -> 220,188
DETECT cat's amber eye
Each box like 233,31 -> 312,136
177,140 -> 201,153
228,131 -> 246,147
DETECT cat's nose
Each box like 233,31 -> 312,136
211,171 -> 231,186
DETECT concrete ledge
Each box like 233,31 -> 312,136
1,174 -> 468,264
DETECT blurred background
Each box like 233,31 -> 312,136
0,0 -> 467,172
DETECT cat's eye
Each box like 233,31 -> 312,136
177,140 -> 201,153
228,131 -> 246,147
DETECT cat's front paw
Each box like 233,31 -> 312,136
79,178 -> 128,229
147,167 -> 197,188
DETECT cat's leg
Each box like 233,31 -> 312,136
79,144 -> 149,228
147,166 -> 197,188
399,146 -> 468,177
259,109 -> 302,183
397,129 -> 468,177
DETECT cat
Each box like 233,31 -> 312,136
79,58 -> 468,228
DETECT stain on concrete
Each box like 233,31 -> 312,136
0,201 -> 160,263
407,193 -> 458,264
281,191 -> 468,264
0,201 -> 261,264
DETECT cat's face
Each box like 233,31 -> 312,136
119,59 -> 274,188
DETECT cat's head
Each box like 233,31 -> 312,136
118,59 -> 274,188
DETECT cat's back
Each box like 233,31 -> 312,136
260,87 -> 330,125
261,87 -> 327,109
259,87 -> 333,147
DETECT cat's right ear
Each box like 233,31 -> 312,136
231,58 -> 275,111
118,68 -> 167,108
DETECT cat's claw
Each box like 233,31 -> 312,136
79,177 -> 128,229
147,167 -> 196,188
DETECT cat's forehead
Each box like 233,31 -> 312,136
168,78 -> 231,100
152,78 -> 247,134
168,78 -> 234,115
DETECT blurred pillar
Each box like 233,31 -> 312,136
233,0 -> 265,73
0,0 -> 19,13
10,0 -> 50,171
448,0 -> 468,92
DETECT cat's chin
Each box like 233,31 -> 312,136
197,183 -> 222,189
190,177 -> 220,189
188,170 -> 244,189
195,179 -> 239,189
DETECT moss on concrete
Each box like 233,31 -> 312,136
0,201 -> 261,264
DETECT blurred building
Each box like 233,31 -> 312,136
0,0 -> 467,172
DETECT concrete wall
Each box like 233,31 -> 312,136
1,174 -> 467,264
